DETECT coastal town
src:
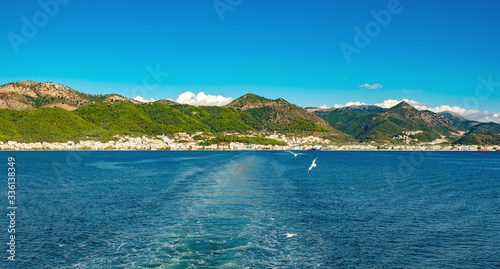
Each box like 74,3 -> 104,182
0,132 -> 497,151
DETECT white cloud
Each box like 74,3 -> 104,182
175,91 -> 233,106
374,99 -> 426,109
134,95 -> 155,103
319,104 -> 330,109
374,99 -> 401,108
359,83 -> 382,89
333,101 -> 367,108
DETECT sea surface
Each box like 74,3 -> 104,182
0,151 -> 499,268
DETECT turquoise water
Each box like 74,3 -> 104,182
1,151 -> 499,268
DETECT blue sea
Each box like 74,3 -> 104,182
1,151 -> 499,268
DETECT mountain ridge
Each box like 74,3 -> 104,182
0,84 -> 351,143
226,93 -> 350,139
1,81 -> 499,145
313,101 -> 471,143
0,81 -> 139,110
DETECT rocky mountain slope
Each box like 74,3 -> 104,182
0,81 -> 139,110
313,101 -> 469,143
226,94 -> 349,139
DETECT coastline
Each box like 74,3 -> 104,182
1,133 -> 497,152
1,147 -> 498,152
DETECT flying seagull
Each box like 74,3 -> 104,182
308,157 -> 318,173
117,243 -> 126,252
284,233 -> 299,238
285,151 -> 308,158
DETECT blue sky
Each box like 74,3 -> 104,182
1,0 -> 499,121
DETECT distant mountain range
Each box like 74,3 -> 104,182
308,102 -> 467,143
0,81 -> 499,145
308,103 -> 500,145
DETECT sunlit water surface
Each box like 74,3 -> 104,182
1,151 -> 499,268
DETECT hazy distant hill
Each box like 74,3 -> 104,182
438,111 -> 479,127
314,101 -> 469,143
0,81 -> 139,110
155,99 -> 178,106
307,105 -> 386,118
340,105 -> 386,114
305,107 -> 337,118
438,111 -> 470,123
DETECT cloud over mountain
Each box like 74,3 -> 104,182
175,91 -> 233,106
330,98 -> 500,123
134,96 -> 155,103
333,101 -> 367,108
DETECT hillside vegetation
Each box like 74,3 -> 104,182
0,93 -> 350,143
226,94 -> 350,139
1,81 -> 499,145
453,122 -> 500,145
0,108 -> 108,142
315,102 -> 469,143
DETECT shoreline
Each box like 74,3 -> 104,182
1,134 -> 498,152
1,149 -> 498,152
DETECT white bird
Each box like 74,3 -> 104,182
117,243 -> 126,252
308,157 -> 318,173
285,151 -> 308,158
284,233 -> 299,238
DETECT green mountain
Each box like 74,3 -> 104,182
0,93 -> 351,143
74,102 -> 210,135
0,102 -> 212,142
315,101 -> 469,143
170,104 -> 253,134
1,81 -> 499,145
0,107 -> 107,142
453,122 -> 500,145
226,94 -> 350,140
467,122 -> 500,136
